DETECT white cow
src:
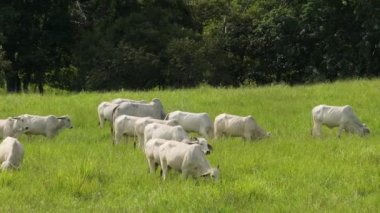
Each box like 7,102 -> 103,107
0,117 -> 29,139
143,123 -> 188,147
112,98 -> 166,121
214,113 -> 270,140
134,117 -> 178,148
97,101 -> 119,128
159,141 -> 219,180
113,115 -> 144,145
144,138 -> 212,174
0,137 -> 24,170
111,98 -> 146,105
20,114 -> 73,138
311,105 -> 370,137
143,123 -> 212,153
166,110 -> 214,138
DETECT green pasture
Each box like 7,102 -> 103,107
0,79 -> 379,212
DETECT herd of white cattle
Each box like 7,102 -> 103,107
0,98 -> 370,181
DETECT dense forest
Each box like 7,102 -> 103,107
0,0 -> 379,93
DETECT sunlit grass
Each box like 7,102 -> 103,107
0,79 -> 379,212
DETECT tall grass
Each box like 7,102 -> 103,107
0,79 -> 379,212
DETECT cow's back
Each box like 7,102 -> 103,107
0,137 -> 24,168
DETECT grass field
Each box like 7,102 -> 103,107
0,79 -> 379,212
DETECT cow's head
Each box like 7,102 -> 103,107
11,117 -> 29,132
201,165 -> 219,181
189,137 -> 212,154
360,123 -> 370,136
58,116 -> 73,129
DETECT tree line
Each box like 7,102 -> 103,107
1,0 -> 379,93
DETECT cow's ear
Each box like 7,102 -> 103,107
363,123 -> 367,127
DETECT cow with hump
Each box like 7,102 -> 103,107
156,140 -> 218,180
112,98 -> 166,121
0,137 -> 24,171
214,113 -> 270,141
166,110 -> 214,138
311,104 -> 370,137
19,114 -> 73,138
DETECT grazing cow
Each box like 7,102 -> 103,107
0,137 -> 24,170
97,101 -> 119,128
143,123 -> 188,147
144,138 -> 174,174
166,110 -> 214,138
20,114 -> 73,138
0,117 -> 29,139
144,138 -> 211,174
311,105 -> 370,137
134,117 -> 178,149
112,98 -> 166,121
111,98 -> 146,105
113,115 -> 144,145
214,113 -> 270,140
159,141 -> 219,180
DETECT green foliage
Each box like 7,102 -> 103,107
1,0 -> 380,92
0,79 -> 379,211
0,45 -> 11,87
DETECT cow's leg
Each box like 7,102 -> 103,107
1,161 -> 11,170
147,157 -> 156,174
137,134 -> 144,150
338,125 -> 345,138
124,134 -> 129,144
182,169 -> 189,179
160,159 -> 168,180
312,122 -> 322,137
214,129 -> 222,139
199,128 -> 207,138
114,131 -> 121,145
